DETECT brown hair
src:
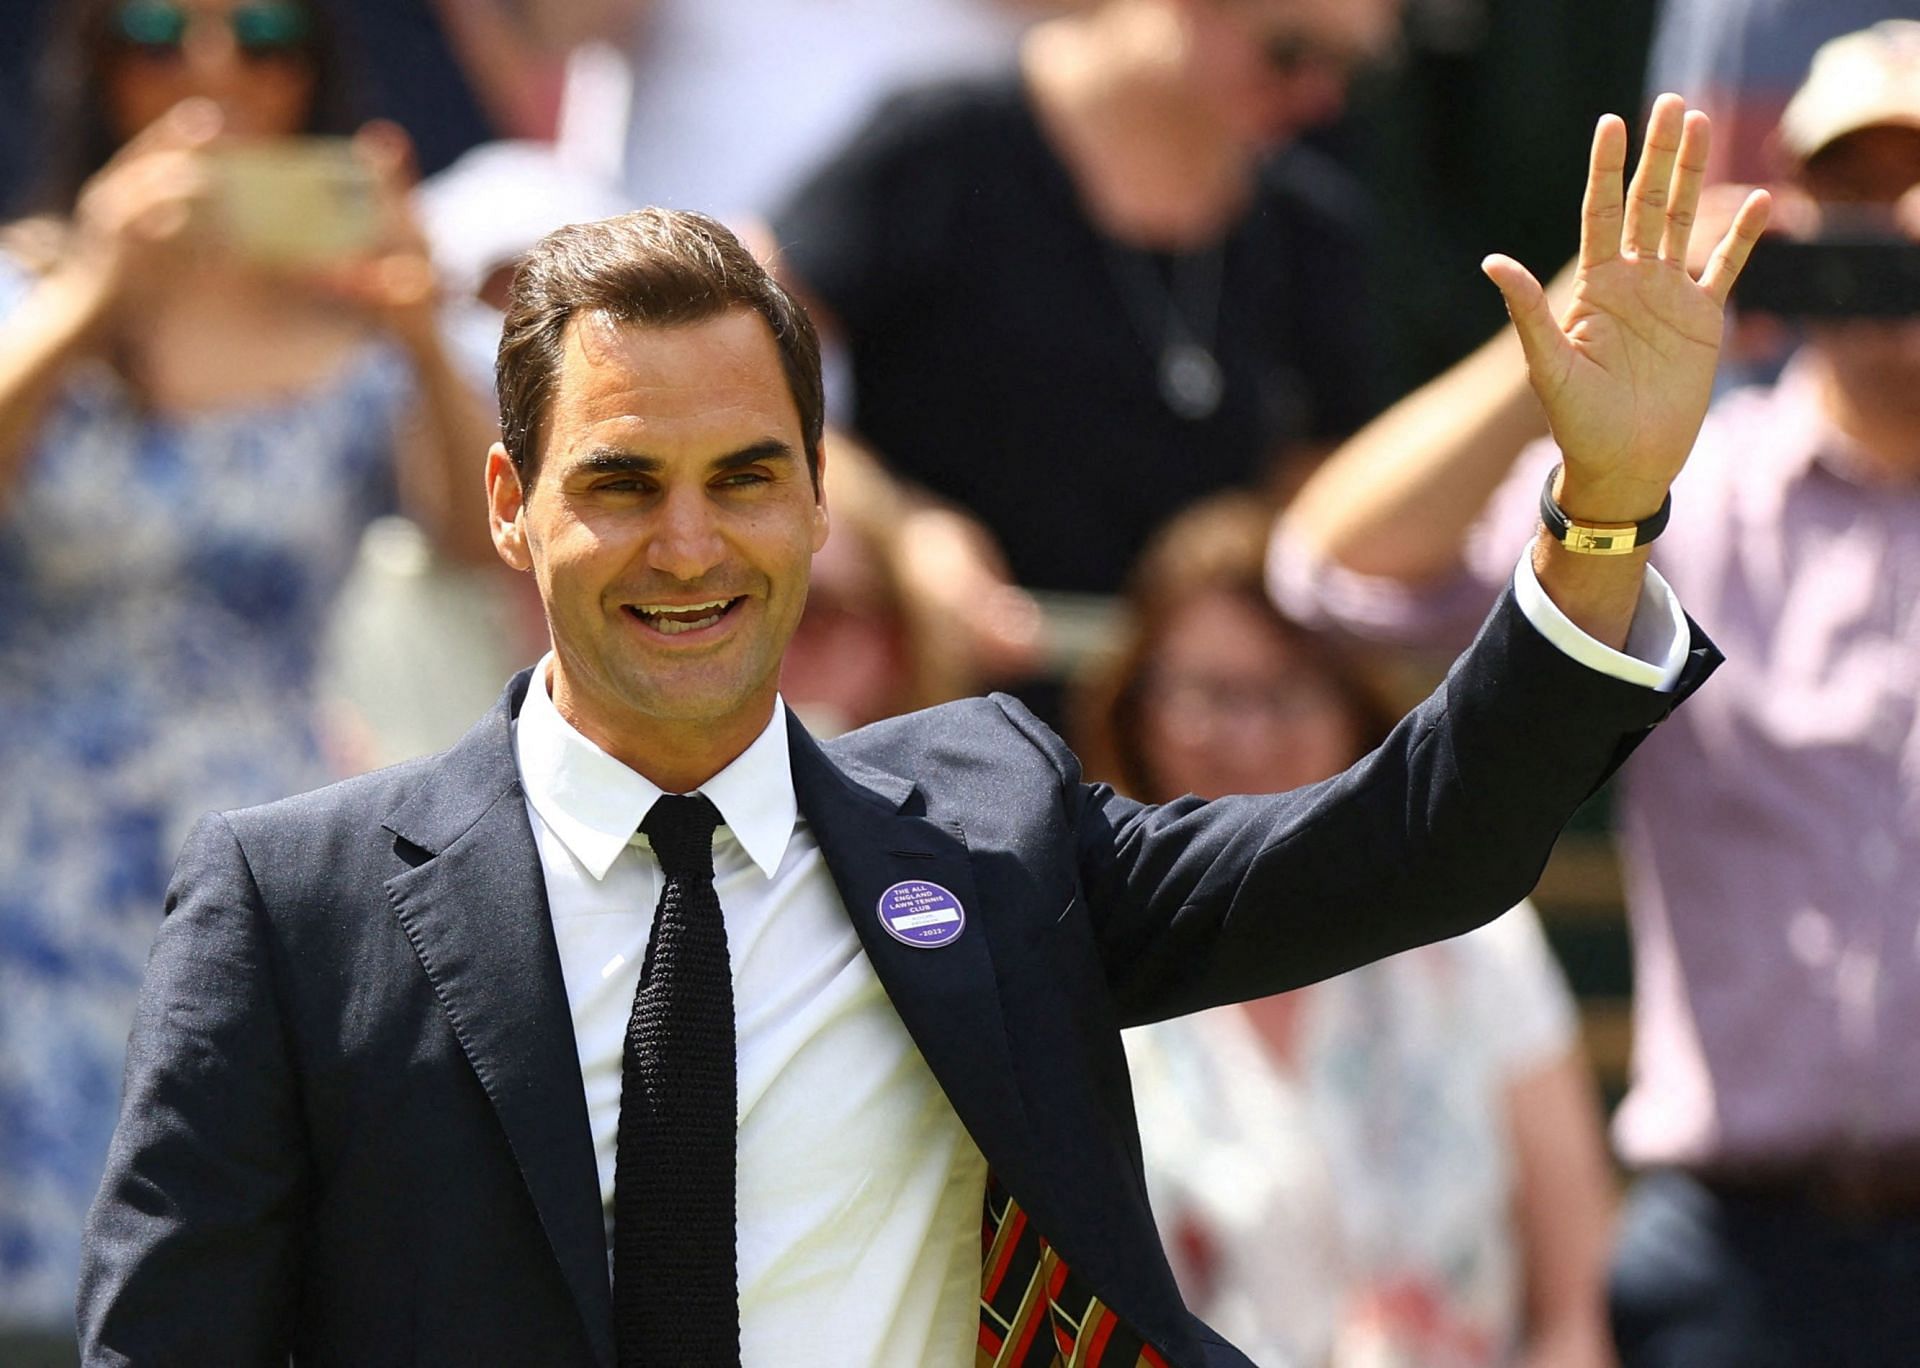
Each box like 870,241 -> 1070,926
1071,489 -> 1400,802
495,208 -> 824,485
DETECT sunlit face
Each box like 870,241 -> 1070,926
105,0 -> 317,143
1136,589 -> 1360,800
488,310 -> 829,768
1181,0 -> 1401,149
1799,124 -> 1920,406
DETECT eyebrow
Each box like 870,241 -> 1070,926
574,439 -> 799,477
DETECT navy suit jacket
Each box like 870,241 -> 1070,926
78,592 -> 1718,1366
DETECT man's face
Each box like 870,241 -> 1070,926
487,310 -> 828,768
1799,125 -> 1920,402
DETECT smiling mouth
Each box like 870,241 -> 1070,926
623,597 -> 744,635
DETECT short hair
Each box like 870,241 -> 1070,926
495,209 -> 824,486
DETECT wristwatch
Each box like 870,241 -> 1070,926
1539,463 -> 1671,555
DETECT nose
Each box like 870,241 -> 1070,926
646,487 -> 728,582
181,17 -> 245,89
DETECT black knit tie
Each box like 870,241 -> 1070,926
613,793 -> 737,1366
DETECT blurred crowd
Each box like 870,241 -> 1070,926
2,1 -> 1919,1365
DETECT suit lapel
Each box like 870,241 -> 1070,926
382,671 -> 616,1368
786,715 -> 1051,1215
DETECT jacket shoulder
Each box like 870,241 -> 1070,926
199,748 -> 482,914
219,751 -> 444,843
823,693 -> 1080,785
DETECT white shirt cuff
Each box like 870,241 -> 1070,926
1511,554 -> 1689,692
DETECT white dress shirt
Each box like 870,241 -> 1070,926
513,666 -> 986,1368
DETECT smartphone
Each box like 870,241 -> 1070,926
210,138 -> 381,266
1733,236 -> 1920,318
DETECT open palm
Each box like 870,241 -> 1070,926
1485,96 -> 1771,518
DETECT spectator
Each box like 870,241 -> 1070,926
1643,0 -> 1920,388
1646,0 -> 1920,187
772,0 -> 1398,601
0,0 -> 493,1340
1274,44 -> 1920,1367
1076,492 -> 1618,1368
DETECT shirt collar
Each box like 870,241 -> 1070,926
513,654 -> 797,882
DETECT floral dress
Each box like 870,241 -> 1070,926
0,259 -> 412,1328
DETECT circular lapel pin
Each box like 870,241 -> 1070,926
877,879 -> 967,949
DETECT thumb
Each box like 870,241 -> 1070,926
1481,253 -> 1573,383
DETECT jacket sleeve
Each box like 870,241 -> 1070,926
77,812 -> 307,1366
1056,588 -> 1718,1027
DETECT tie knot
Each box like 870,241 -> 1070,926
640,793 -> 722,878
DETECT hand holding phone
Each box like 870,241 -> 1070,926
67,99 -> 224,306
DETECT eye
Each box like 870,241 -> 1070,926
717,468 -> 773,488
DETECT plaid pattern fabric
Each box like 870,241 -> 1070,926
978,1174 -> 1170,1368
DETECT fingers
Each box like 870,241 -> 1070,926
81,147 -> 213,244
1659,108 -> 1711,266
352,120 -> 419,195
124,154 -> 214,244
1700,188 -> 1772,305
107,99 -> 223,172
1483,253 -> 1573,382
351,120 -> 429,254
1579,114 -> 1629,271
1623,93 -> 1685,257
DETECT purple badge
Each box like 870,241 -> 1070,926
876,879 -> 967,949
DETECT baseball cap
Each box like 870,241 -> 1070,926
1781,20 -> 1920,161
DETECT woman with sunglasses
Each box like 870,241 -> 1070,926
0,0 -> 496,1343
1073,493 -> 1620,1368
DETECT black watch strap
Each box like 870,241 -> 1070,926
1539,464 -> 1671,555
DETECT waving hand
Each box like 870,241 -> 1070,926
1482,94 -> 1771,521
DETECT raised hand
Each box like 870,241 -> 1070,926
297,121 -> 441,344
67,99 -> 223,314
1482,94 -> 1771,521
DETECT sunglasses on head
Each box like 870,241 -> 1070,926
112,1 -> 313,58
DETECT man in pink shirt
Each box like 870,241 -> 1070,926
1273,23 -> 1920,1368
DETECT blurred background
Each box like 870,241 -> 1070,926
6,1 -> 1919,1365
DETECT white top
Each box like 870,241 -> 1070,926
1125,909 -> 1579,1368
512,664 -> 986,1367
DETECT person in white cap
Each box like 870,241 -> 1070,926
1269,28 -> 1920,1368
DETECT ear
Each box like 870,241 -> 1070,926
811,440 -> 830,553
487,442 -> 532,571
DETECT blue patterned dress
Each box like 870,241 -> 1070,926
0,259 -> 412,1328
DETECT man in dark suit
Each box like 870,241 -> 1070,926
77,101 -> 1767,1367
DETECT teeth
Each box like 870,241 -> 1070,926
650,612 -> 723,635
633,599 -> 731,615
628,597 -> 736,635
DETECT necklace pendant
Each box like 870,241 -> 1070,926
1160,340 -> 1224,420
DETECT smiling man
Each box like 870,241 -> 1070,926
491,301 -> 828,791
80,133 -> 1764,1368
